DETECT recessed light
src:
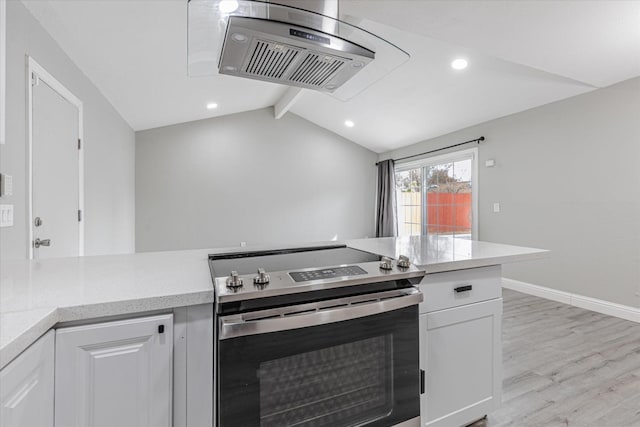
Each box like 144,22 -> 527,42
451,58 -> 468,70
207,103 -> 218,109
231,33 -> 247,43
345,120 -> 355,128
219,0 -> 239,14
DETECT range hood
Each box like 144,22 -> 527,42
188,0 -> 410,100
219,14 -> 374,93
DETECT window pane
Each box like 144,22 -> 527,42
395,155 -> 474,239
425,159 -> 472,238
395,168 -> 422,236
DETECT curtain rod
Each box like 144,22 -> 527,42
375,136 -> 485,166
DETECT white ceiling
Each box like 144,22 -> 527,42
22,0 -> 640,153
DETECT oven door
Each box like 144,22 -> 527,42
217,288 -> 422,427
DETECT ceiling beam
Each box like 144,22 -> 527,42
273,87 -> 305,119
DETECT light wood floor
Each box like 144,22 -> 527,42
480,289 -> 640,427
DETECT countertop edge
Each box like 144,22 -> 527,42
0,291 -> 214,370
418,250 -> 550,273
0,308 -> 59,370
56,290 -> 215,323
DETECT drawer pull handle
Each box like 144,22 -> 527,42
454,285 -> 472,293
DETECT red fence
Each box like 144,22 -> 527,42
398,192 -> 472,234
426,193 -> 471,233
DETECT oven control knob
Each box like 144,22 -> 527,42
379,257 -> 394,270
254,268 -> 270,285
397,255 -> 411,269
226,271 -> 243,289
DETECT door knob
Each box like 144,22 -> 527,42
33,238 -> 51,248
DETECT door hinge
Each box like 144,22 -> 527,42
420,369 -> 425,395
78,210 -> 82,222
77,138 -> 82,150
31,74 -> 40,86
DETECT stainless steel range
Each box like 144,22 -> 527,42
210,244 -> 425,427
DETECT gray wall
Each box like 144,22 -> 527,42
0,0 -> 135,259
380,77 -> 640,308
135,108 -> 377,252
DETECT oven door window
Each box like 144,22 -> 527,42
218,306 -> 419,427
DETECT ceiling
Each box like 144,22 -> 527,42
21,0 -> 640,153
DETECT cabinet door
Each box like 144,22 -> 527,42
0,330 -> 55,427
421,299 -> 502,427
55,314 -> 173,427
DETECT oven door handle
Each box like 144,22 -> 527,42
219,288 -> 423,340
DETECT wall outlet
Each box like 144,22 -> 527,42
0,173 -> 12,197
0,204 -> 14,227
240,241 -> 246,247
493,202 -> 501,213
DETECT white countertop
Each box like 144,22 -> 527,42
0,237 -> 547,369
0,248 -> 215,368
347,235 -> 548,273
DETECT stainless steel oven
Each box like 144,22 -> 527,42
210,245 -> 425,427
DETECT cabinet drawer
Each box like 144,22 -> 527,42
419,265 -> 501,313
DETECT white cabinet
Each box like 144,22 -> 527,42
0,330 -> 55,427
419,266 -> 502,427
420,299 -> 502,427
55,314 -> 173,427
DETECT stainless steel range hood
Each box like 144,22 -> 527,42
188,0 -> 410,100
219,13 -> 375,92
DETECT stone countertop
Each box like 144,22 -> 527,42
347,235 -> 548,273
0,237 -> 547,369
0,248 -> 215,368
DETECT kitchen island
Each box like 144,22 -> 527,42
0,236 -> 547,427
1,236 -> 546,368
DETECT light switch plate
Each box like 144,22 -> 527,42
493,202 -> 501,213
0,173 -> 13,196
0,204 -> 14,227
485,159 -> 495,167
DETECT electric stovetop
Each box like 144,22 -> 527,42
209,244 -> 425,305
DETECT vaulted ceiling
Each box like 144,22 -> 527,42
21,0 -> 640,153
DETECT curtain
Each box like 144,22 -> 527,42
375,159 -> 397,237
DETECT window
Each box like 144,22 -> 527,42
395,148 -> 477,239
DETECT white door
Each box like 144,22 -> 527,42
0,330 -> 55,427
55,314 -> 173,427
30,64 -> 82,259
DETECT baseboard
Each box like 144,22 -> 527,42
502,278 -> 640,323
